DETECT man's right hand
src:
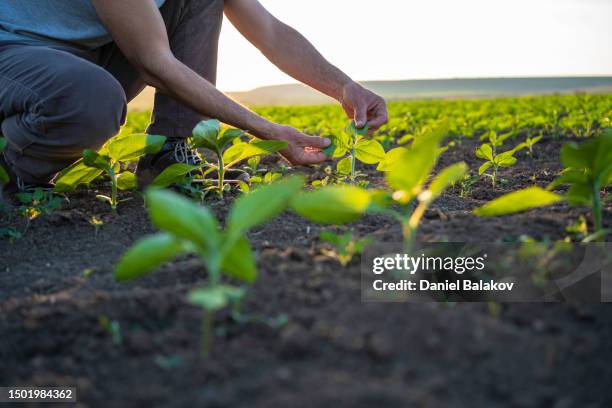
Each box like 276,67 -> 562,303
269,125 -> 331,165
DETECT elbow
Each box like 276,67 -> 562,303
131,51 -> 178,91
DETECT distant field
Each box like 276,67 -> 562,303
128,77 -> 612,111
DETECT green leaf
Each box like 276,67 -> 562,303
227,175 -> 304,236
478,162 -> 492,175
292,185 -> 371,224
428,162 -> 468,200
83,150 -> 112,172
187,285 -> 245,312
377,147 -> 408,171
146,189 -> 220,250
117,171 -> 138,191
217,128 -> 245,150
192,119 -> 221,151
115,233 -> 184,281
474,187 -> 563,217
223,140 -> 288,164
319,230 -> 341,246
108,134 -> 166,162
355,139 -> 385,164
346,122 -> 369,138
566,183 -> 592,206
336,157 -> 352,175
54,160 -> 104,193
0,165 -> 9,183
0,137 -> 7,152
549,169 -> 588,190
151,163 -> 201,188
475,144 -> 494,161
221,235 -> 257,283
495,152 -> 517,167
386,141 -> 438,201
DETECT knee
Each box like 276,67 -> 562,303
46,63 -> 127,150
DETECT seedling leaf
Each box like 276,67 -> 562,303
117,171 -> 137,191
292,185 -> 371,224
474,187 -> 563,217
151,163 -> 201,188
115,233 -> 184,281
221,235 -> 257,283
355,139 -> 386,164
108,134 -> 166,162
227,175 -> 304,236
146,189 -> 220,249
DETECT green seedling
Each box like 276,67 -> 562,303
459,174 -> 479,198
98,315 -> 122,346
378,126 -> 468,251
475,141 -> 525,187
474,130 -> 612,240
319,230 -> 372,266
115,176 -> 304,356
295,122 -> 468,251
191,119 -> 287,197
54,131 -> 167,210
323,121 -> 385,184
16,188 -> 63,231
524,132 -> 542,156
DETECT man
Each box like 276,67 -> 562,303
0,0 -> 388,194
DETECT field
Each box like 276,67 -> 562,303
1,94 -> 611,406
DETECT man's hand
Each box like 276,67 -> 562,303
340,81 -> 389,134
269,125 -> 331,165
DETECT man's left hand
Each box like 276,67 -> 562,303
339,81 -> 389,134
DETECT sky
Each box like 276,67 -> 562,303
215,0 -> 612,92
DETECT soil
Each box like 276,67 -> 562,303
1,135 -> 611,407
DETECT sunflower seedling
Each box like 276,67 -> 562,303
191,119 -> 288,197
323,121 -> 385,184
475,142 -> 525,187
115,175 -> 305,356
474,130 -> 612,241
319,230 -> 372,266
54,132 -> 166,210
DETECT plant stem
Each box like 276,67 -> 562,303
592,181 -> 602,238
217,153 -> 225,197
109,168 -> 118,211
201,310 -> 213,358
402,201 -> 428,253
492,165 -> 498,188
350,145 -> 357,184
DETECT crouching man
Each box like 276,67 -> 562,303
0,0 -> 388,197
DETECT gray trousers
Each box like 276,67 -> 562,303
0,0 -> 224,184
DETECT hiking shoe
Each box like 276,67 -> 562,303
136,139 -> 249,188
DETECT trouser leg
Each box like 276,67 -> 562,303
0,44 -> 126,184
97,0 -> 225,139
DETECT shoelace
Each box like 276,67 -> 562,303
172,140 -> 202,165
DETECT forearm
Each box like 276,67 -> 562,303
141,55 -> 276,139
258,22 -> 353,101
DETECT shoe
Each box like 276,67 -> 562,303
136,139 -> 249,188
136,139 -> 203,188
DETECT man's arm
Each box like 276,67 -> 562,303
92,0 -> 329,165
224,0 -> 388,133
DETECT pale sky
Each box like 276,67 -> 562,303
216,0 -> 612,92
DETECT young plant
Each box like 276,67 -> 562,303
474,130 -> 612,240
475,141 -> 525,187
191,119 -> 288,196
54,132 -> 167,210
294,122 -> 468,251
115,175 -> 305,356
524,132 -> 542,156
323,121 -> 386,184
15,187 -> 63,231
319,230 -> 372,266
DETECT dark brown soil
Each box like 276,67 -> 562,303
1,135 -> 611,407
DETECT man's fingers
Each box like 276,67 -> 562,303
294,133 -> 331,148
354,104 -> 368,129
296,150 -> 328,165
367,104 -> 389,133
